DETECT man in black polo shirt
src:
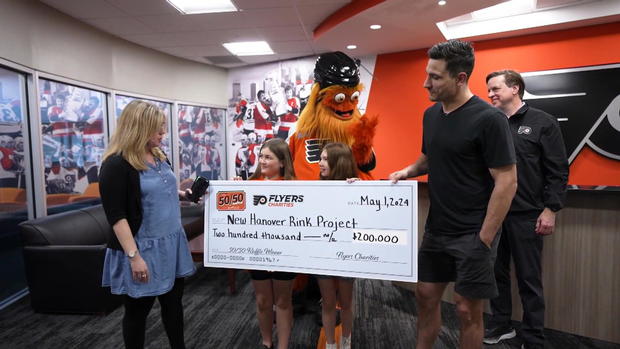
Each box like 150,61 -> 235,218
390,40 -> 517,349
484,70 -> 568,349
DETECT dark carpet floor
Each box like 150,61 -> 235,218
1,266 -> 618,349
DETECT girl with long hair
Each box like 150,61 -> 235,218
317,142 -> 358,349
246,138 -> 296,349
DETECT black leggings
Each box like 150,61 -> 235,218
122,278 -> 186,349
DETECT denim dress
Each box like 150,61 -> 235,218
102,158 -> 195,298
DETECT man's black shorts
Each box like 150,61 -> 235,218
418,232 -> 501,299
250,270 -> 297,281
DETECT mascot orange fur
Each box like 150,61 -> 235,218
289,51 -> 378,180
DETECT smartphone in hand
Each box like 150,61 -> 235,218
188,176 -> 209,203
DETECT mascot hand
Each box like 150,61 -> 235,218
348,114 -> 379,165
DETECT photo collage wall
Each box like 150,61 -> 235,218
36,80 -> 228,213
177,104 -> 226,184
0,68 -> 27,211
39,79 -> 106,199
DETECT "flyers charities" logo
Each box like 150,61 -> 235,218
253,194 -> 304,208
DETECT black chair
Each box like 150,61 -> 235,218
180,202 -> 204,242
19,205 -> 122,314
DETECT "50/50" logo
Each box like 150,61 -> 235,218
216,191 -> 246,211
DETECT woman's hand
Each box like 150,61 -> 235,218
232,176 -> 243,181
346,177 -> 359,183
179,189 -> 192,201
130,255 -> 149,283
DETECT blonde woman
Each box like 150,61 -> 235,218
99,100 -> 196,349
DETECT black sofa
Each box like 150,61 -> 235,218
19,204 -> 204,314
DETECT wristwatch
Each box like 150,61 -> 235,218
127,249 -> 139,259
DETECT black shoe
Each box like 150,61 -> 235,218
483,325 -> 516,344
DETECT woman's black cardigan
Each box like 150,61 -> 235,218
98,154 -> 143,251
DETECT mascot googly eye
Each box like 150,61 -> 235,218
334,93 -> 346,103
350,91 -> 360,102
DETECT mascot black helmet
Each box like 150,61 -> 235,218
314,51 -> 360,89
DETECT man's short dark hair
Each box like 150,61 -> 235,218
427,40 -> 475,80
257,90 -> 265,99
486,69 -> 525,100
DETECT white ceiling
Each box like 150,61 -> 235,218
39,0 -> 620,68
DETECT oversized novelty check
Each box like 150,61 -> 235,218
204,180 -> 418,282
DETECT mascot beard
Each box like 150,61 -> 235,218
290,82 -> 378,179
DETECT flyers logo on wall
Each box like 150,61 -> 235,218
522,63 -> 620,189
216,191 -> 246,211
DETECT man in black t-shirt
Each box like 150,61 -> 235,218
389,40 -> 517,349
483,70 -> 568,349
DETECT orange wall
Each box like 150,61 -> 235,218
367,22 -> 620,186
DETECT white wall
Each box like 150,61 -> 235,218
0,0 -> 227,106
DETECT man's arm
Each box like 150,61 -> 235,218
389,153 -> 429,183
479,163 -> 517,246
537,119 -> 569,235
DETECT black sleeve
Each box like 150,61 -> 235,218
540,118 -> 569,211
99,155 -> 129,227
481,111 -> 516,168
421,111 -> 428,155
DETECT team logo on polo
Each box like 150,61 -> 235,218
253,194 -> 304,207
518,126 -> 532,135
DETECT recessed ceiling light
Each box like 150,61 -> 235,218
223,41 -> 274,56
166,0 -> 238,14
370,24 -> 382,30
346,45 -> 357,50
438,0 -> 447,5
